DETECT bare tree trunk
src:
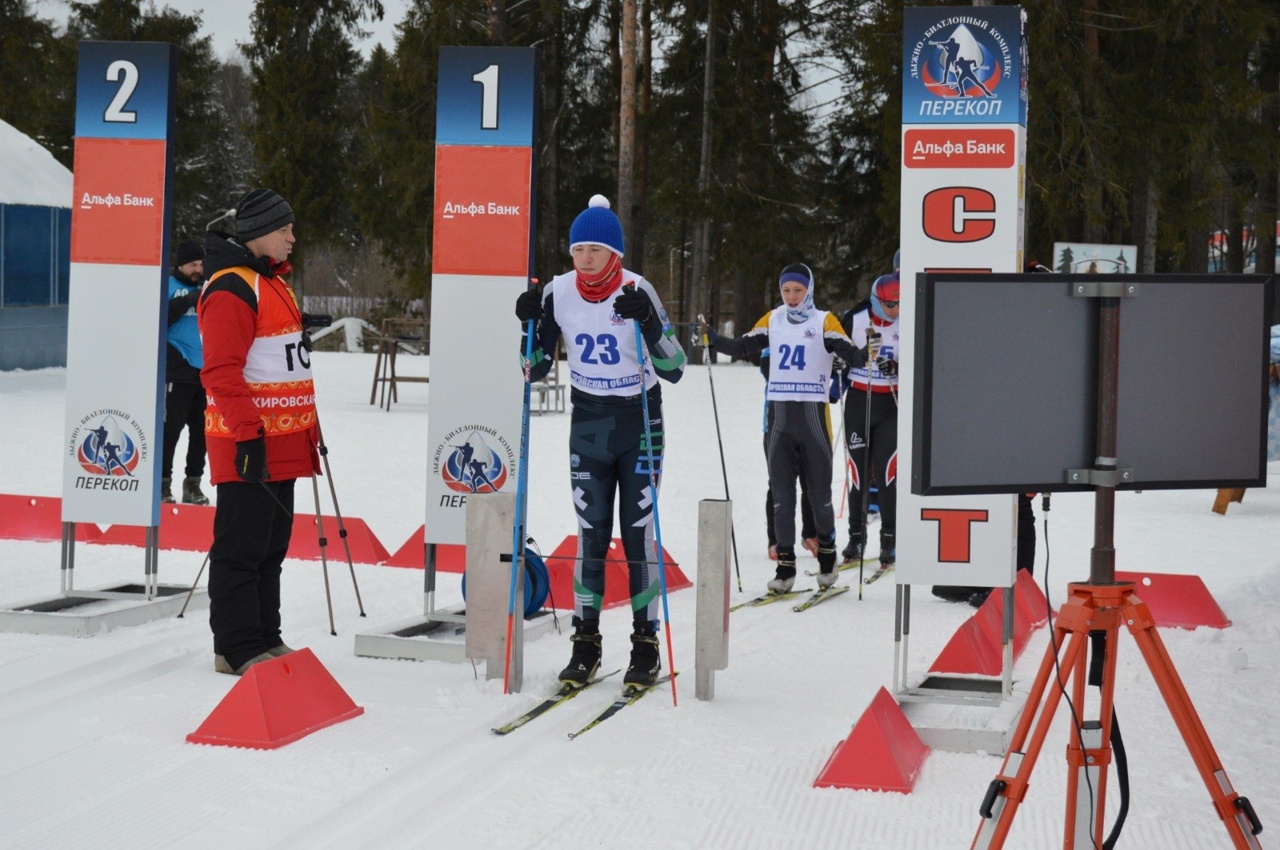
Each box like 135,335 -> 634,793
488,0 -> 507,44
617,0 -> 637,241
1139,170 -> 1158,273
539,9 -> 562,277
1081,0 -> 1104,242
632,0 -> 650,275
691,0 -> 715,324
1256,48 -> 1280,297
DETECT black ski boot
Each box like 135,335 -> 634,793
559,620 -> 602,687
160,477 -> 174,503
879,531 -> 896,566
816,536 -> 839,588
182,476 -> 210,506
767,546 -> 797,593
841,532 -> 863,566
624,623 -> 661,688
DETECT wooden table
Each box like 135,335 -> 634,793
370,318 -> 429,410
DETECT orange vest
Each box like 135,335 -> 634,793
203,267 -> 318,439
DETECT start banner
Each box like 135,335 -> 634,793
897,7 -> 1026,588
61,41 -> 175,527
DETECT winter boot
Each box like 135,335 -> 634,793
816,537 -> 839,588
160,477 -> 174,503
624,623 -> 662,688
879,531 -> 896,566
932,585 -> 987,603
767,547 -> 797,593
182,477 -> 210,506
214,651 -> 275,676
840,532 -> 863,566
559,620 -> 602,687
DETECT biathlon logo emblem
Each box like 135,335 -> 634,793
919,23 -> 1006,98
908,15 -> 1015,105
69,412 -> 146,477
437,427 -> 513,494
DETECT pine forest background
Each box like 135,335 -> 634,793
4,0 -> 1280,333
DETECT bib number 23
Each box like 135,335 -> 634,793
575,333 -> 620,365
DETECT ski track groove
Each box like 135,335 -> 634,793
270,683 -> 626,849
0,645 -> 197,730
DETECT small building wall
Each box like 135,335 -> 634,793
0,305 -> 68,370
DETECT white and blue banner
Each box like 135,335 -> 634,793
61,41 -> 175,527
424,47 -> 538,545
897,7 -> 1026,588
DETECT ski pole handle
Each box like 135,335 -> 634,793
866,328 -> 882,364
697,313 -> 711,364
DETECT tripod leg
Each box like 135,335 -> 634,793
1063,620 -> 1121,849
176,552 -> 210,618
973,602 -> 1093,849
310,474 -> 337,636
1122,595 -> 1264,848
316,440 -> 366,616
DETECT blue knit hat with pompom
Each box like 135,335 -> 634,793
569,195 -> 625,256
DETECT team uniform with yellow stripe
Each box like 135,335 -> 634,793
712,307 -> 863,555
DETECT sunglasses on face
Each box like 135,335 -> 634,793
881,300 -> 899,308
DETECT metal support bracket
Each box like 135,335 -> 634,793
1065,468 -> 1135,487
1069,280 -> 1138,298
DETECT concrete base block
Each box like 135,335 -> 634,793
0,582 -> 207,636
354,606 -> 556,664
898,674 -> 1032,755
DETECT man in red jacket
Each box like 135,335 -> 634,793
198,189 -> 319,676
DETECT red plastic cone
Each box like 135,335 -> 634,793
1015,569 -> 1051,627
94,502 -> 214,551
0,494 -> 101,542
186,649 -> 363,749
542,534 -> 690,610
814,687 -> 929,793
286,513 -> 391,564
381,525 -> 466,571
1114,571 -> 1231,629
928,616 -> 1003,676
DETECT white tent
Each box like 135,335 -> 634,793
0,118 -> 73,207
0,118 -> 74,370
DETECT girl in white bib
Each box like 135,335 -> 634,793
707,264 -> 865,594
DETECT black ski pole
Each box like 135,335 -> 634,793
697,315 -> 742,592
176,551 -> 210,618
314,417 -> 366,617
310,472 -> 338,636
857,328 -> 880,600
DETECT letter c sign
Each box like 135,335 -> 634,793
922,187 -> 996,243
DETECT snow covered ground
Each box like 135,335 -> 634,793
1,351 -> 1277,849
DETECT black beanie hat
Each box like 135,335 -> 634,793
175,238 -> 204,267
235,189 -> 295,242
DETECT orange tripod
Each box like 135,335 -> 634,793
970,579 -> 1263,848
971,292 -> 1263,848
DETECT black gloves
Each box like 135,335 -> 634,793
876,354 -> 897,376
613,286 -> 657,328
515,287 -> 543,322
235,434 -> 267,482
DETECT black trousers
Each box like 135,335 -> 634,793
764,431 -> 816,547
162,381 -> 207,479
765,400 -> 836,549
843,387 -> 897,540
208,479 -> 296,667
567,390 -> 663,628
